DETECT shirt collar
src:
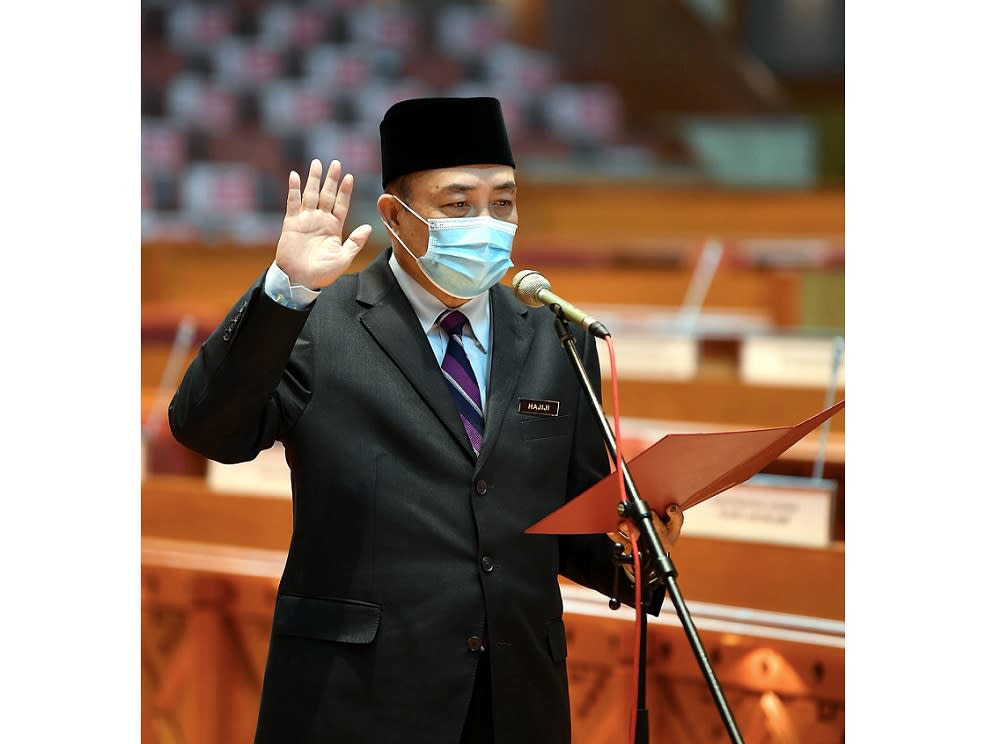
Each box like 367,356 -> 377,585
388,253 -> 490,352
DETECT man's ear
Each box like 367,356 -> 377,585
376,193 -> 401,229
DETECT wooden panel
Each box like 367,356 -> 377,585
142,541 -> 279,744
523,185 -> 843,242
140,245 -> 813,324
606,377 -> 845,433
142,476 -> 842,619
141,538 -> 844,744
142,475 -> 291,552
141,187 -> 843,308
522,265 -> 804,325
515,185 -> 844,242
141,244 -> 274,308
666,538 -> 844,621
565,608 -> 844,744
141,191 -> 843,263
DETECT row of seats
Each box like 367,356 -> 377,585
145,73 -> 622,146
147,1 -> 507,56
142,1 -> 641,241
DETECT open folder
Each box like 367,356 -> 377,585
526,400 -> 845,535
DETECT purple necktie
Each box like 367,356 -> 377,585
439,310 -> 485,455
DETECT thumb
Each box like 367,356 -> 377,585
344,224 -> 373,255
663,504 -> 684,549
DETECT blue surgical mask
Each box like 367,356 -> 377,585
382,196 -> 516,300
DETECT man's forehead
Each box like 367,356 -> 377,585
412,165 -> 516,193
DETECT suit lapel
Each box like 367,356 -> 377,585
357,253 -> 477,460
475,286 -> 535,472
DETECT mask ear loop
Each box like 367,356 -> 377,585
380,198 -> 477,300
381,194 -> 428,264
380,218 -> 419,263
391,194 -> 430,226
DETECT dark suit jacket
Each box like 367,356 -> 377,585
169,250 -> 662,743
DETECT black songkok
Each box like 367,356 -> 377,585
379,97 -> 516,187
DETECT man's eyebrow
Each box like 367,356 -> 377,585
436,181 -> 517,194
437,183 -> 477,194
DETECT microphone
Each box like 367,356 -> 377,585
512,269 -> 610,338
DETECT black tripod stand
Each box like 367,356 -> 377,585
552,310 -> 745,744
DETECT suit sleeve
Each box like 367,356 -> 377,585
556,329 -> 667,617
167,271 -> 315,465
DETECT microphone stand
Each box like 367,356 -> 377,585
551,309 -> 745,744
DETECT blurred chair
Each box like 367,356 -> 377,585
166,3 -> 234,53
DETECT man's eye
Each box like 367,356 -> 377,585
493,200 -> 511,208
448,201 -> 469,209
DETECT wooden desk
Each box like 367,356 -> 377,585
142,535 -> 844,744
142,538 -> 280,744
142,475 -> 290,551
141,242 -> 840,330
142,474 -> 843,621
605,377 -> 844,434
141,472 -> 845,744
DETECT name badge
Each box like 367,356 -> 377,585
518,398 -> 560,417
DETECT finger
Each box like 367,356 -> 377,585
607,527 -> 629,548
331,172 -> 355,225
301,158 -> 323,209
663,504 -> 684,549
318,159 -> 342,213
607,534 -> 628,554
285,170 -> 301,218
343,224 -> 373,256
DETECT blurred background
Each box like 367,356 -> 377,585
141,1 -> 845,742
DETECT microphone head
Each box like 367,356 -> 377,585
512,269 -> 551,308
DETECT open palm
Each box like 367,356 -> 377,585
276,158 -> 373,290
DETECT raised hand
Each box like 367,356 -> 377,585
275,159 -> 373,290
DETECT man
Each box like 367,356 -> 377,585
169,97 -> 682,744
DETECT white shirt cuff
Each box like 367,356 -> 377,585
264,261 -> 321,310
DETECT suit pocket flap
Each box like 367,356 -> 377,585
274,594 -> 381,644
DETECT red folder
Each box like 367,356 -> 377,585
526,400 -> 845,535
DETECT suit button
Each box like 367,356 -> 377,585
481,555 -> 494,573
467,636 -> 484,653
223,331 -> 231,341
475,480 -> 488,496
